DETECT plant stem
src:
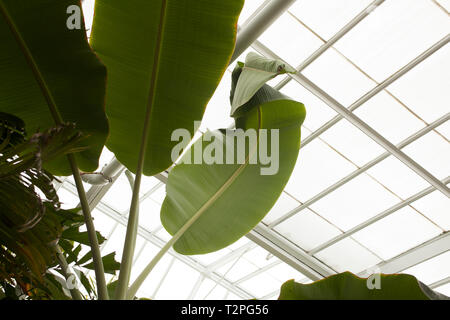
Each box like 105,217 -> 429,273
68,154 -> 109,300
114,0 -> 168,300
126,205 -> 205,299
0,1 -> 108,300
55,245 -> 84,300
124,170 -> 139,262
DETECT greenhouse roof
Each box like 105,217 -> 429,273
56,0 -> 450,299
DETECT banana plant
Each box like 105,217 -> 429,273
278,272 -> 449,300
0,1 -> 441,301
0,0 -> 111,299
0,0 -> 246,299
0,111 -> 114,300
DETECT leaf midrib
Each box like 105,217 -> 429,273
174,105 -> 263,243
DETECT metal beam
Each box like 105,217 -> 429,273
97,202 -> 254,299
234,261 -> 281,285
371,232 -> 450,274
187,275 -> 206,300
250,36 -> 450,197
275,0 -> 385,90
251,35 -> 450,149
61,181 -> 254,299
270,113 -> 450,227
206,242 -> 257,271
309,176 -> 450,255
231,0 -> 297,63
430,276 -> 450,290
290,72 -> 450,197
155,170 -> 339,280
259,290 -> 280,300
248,224 -> 336,280
297,35 -> 450,148
150,256 -> 175,299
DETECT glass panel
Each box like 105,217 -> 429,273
239,272 -> 283,298
310,174 -> 399,230
215,259 -> 259,283
314,237 -> 381,273
139,197 -> 163,232
319,118 -> 385,166
258,13 -> 323,66
302,49 -> 376,106
265,262 -> 310,283
402,251 -> 450,285
354,91 -> 426,145
155,260 -> 200,299
289,0 -> 373,40
402,131 -> 450,180
334,0 -> 450,82
436,121 -> 450,141
274,208 -> 342,251
352,207 -> 442,260
263,192 -> 300,225
285,138 -> 357,202
243,246 -> 279,269
411,190 -> 450,231
387,44 -> 450,124
102,173 -> 133,212
367,156 -> 429,199
195,278 -> 230,300
436,283 -> 450,296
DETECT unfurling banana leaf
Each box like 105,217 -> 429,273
160,53 -> 306,255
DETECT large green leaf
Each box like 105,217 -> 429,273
82,252 -> 120,275
160,57 -> 306,255
61,227 -> 106,246
90,0 -> 244,176
0,0 -> 109,175
278,272 -> 449,300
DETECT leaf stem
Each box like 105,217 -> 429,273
126,202 -> 205,299
54,245 -> 84,300
114,0 -> 168,300
0,1 -> 109,300
68,154 -> 109,300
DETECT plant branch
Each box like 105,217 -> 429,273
0,1 -> 109,300
114,0 -> 168,300
54,245 -> 83,300
68,154 -> 109,300
127,203 -> 205,299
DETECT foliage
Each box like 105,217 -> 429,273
0,112 -> 82,295
160,54 -> 306,255
0,0 -> 109,175
278,272 -> 449,300
90,0 -> 245,176
1,0 -> 441,302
